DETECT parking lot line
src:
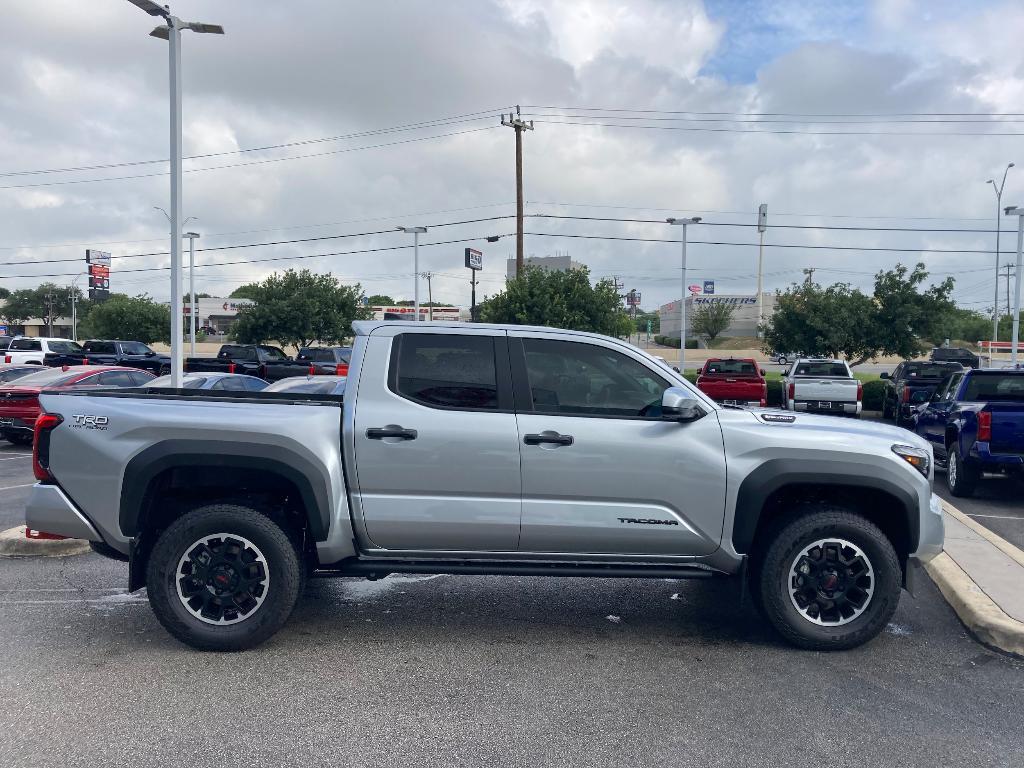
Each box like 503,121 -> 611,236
0,483 -> 34,491
0,455 -> 32,461
966,513 -> 1024,521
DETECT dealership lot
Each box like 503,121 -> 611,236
0,444 -> 1022,767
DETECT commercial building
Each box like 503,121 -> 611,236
659,293 -> 777,340
505,254 -> 585,280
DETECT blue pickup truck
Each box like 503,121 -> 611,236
913,369 -> 1024,496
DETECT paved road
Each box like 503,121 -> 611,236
0,549 -> 1021,768
0,442 -> 34,530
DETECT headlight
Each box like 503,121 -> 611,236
892,444 -> 930,477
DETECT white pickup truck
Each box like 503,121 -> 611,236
782,358 -> 862,417
4,337 -> 81,366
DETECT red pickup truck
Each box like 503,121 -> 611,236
696,358 -> 767,407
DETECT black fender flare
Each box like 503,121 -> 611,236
731,459 -> 920,555
119,440 -> 332,541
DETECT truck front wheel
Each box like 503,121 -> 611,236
755,509 -> 901,651
146,504 -> 302,651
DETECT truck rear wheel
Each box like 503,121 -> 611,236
146,504 -> 302,651
755,509 -> 901,651
946,451 -> 978,498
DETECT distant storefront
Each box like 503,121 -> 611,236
659,293 -> 777,339
180,298 -> 255,333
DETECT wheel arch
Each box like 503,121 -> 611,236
732,461 -> 919,564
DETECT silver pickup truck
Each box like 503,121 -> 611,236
26,321 -> 942,652
782,358 -> 862,417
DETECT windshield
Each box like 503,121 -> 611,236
147,375 -> 208,389
703,360 -> 757,375
265,377 -> 345,394
259,346 -> 288,361
121,342 -> 153,355
4,368 -> 89,387
961,373 -> 1024,402
794,362 -> 849,378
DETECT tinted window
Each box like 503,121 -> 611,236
84,341 -> 115,354
0,337 -> 13,350
121,342 -> 153,355
68,374 -> 102,387
242,376 -> 269,391
98,371 -> 137,387
128,371 -> 156,386
10,338 -> 42,351
703,360 -> 757,375
905,363 -> 961,379
297,348 -> 335,363
523,338 -> 670,418
219,346 -> 255,361
962,373 -> 1024,402
943,373 -> 964,401
258,346 -> 288,361
394,334 -> 497,409
212,376 -> 247,391
794,362 -> 850,377
0,367 -> 36,382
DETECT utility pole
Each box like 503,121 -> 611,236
501,106 -> 534,277
184,231 -> 200,357
44,291 -> 57,336
1006,263 -> 1015,321
423,272 -> 434,321
1005,206 -> 1024,365
68,288 -> 78,342
803,267 -> 816,285
757,203 -> 767,335
988,163 -> 1014,347
667,217 -> 702,369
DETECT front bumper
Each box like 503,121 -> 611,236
24,483 -> 101,542
913,492 -> 945,563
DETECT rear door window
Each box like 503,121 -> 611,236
97,371 -> 137,387
84,341 -> 115,354
10,339 -> 42,352
391,334 -> 499,410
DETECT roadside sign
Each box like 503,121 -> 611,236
688,284 -> 701,295
0,325 -> 7,335
626,289 -> 641,307
646,319 -> 652,334
465,248 -> 483,270
86,249 -> 112,302
703,280 -> 715,294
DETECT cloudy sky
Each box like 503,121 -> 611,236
2,0 -> 1023,314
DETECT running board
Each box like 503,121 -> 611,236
315,560 -> 721,580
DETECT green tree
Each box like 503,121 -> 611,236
633,311 -> 660,334
690,301 -> 735,343
0,283 -> 88,328
0,288 -> 10,299
78,294 -> 170,344
229,283 -> 259,300
365,294 -> 394,305
762,263 -> 958,363
478,266 -> 629,336
230,269 -> 371,349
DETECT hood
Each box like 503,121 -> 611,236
743,408 -> 930,451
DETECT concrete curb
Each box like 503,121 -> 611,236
0,526 -> 91,558
925,500 -> 1024,657
925,552 -> 1024,657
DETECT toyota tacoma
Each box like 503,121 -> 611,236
25,321 -> 943,652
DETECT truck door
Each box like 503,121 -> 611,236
510,333 -> 727,557
351,328 -> 521,553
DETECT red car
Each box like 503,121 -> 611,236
696,358 -> 767,407
0,365 -> 155,446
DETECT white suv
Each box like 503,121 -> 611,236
4,337 -> 80,365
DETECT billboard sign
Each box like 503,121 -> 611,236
703,280 -> 715,295
626,289 -> 641,307
86,249 -> 111,301
465,248 -> 483,270
688,283 -> 702,295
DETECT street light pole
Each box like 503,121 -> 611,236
398,226 -> 427,321
666,216 -> 702,370
988,163 -> 1014,348
127,0 -> 223,387
184,232 -> 200,357
1006,206 -> 1024,366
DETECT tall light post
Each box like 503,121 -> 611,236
184,232 -> 200,356
69,273 -> 86,342
988,162 -> 1014,348
127,0 -> 223,387
1005,206 -> 1024,365
666,216 -> 702,369
397,226 -> 427,321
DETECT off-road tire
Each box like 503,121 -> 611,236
146,504 -> 302,651
755,508 -> 901,651
946,450 -> 978,498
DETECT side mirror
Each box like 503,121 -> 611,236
879,371 -> 890,380
145,351 -> 155,357
760,368 -> 766,376
662,387 -> 706,423
672,366 -> 681,373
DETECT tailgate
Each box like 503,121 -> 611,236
698,378 -> 763,402
987,403 -> 1024,454
793,378 -> 858,401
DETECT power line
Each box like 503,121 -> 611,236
522,111 -> 1024,125
0,215 -> 515,267
520,104 -> 1024,118
0,126 -> 500,191
531,118 -> 1024,137
0,108 -> 513,178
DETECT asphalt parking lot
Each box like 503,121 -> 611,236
0,445 -> 1023,766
